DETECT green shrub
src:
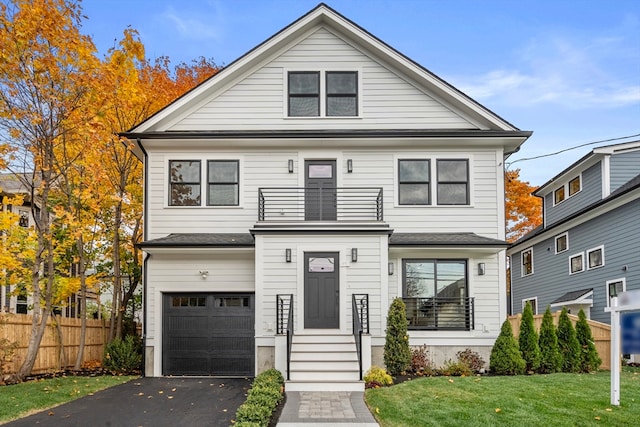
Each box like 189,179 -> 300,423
489,319 -> 525,375
234,369 -> 284,427
410,345 -> 435,375
233,423 -> 261,427
364,365 -> 393,387
456,348 -> 485,373
538,306 -> 561,374
235,403 -> 272,426
384,297 -> 411,375
103,335 -> 142,374
519,302 -> 541,373
575,309 -> 602,373
440,359 -> 473,377
557,307 -> 580,373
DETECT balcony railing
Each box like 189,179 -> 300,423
403,297 -> 475,331
258,187 -> 383,222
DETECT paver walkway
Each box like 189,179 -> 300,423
276,391 -> 379,426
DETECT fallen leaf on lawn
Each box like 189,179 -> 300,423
138,393 -> 144,396
595,416 -> 601,421
448,379 -> 454,383
605,408 -> 612,412
495,408 -> 501,413
375,407 -> 380,414
48,412 -> 54,416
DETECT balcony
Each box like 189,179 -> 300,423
403,297 -> 475,331
258,187 -> 383,222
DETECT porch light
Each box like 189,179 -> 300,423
288,159 -> 294,173
388,262 -> 394,275
347,159 -> 353,173
285,248 -> 292,263
199,270 -> 208,279
351,248 -> 358,262
477,263 -> 485,276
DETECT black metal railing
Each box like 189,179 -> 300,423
403,297 -> 474,331
352,294 -> 369,381
276,294 -> 294,380
258,187 -> 383,222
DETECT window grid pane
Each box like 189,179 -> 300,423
437,159 -> 468,205
399,159 -> 430,205
169,160 -> 201,206
207,161 -> 239,206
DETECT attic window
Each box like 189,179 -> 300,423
288,72 -> 319,116
288,71 -> 358,117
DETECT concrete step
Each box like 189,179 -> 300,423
290,360 -> 359,371
290,342 -> 355,353
292,334 -> 356,344
284,380 -> 364,392
289,370 -> 360,381
290,351 -> 358,362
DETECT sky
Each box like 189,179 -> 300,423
80,0 -> 640,186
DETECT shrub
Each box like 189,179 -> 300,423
538,306 -> 561,374
456,348 -> 485,373
364,365 -> 393,387
384,298 -> 411,375
410,345 -> 435,375
440,359 -> 473,377
519,302 -> 541,373
103,335 -> 142,374
489,319 -> 525,375
557,307 -> 580,373
234,368 -> 284,427
235,403 -> 272,426
575,309 -> 602,373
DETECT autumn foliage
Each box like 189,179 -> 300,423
505,169 -> 542,242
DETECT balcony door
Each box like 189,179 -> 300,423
305,160 -> 336,220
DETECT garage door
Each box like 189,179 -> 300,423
163,293 -> 254,376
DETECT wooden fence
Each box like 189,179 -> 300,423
508,312 -> 611,370
1,313 -> 108,375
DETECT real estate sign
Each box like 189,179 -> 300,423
622,311 -> 640,354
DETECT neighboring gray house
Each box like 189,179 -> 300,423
508,141 -> 640,324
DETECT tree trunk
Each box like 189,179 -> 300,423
54,314 -> 67,370
110,200 -> 123,341
74,237 -> 87,370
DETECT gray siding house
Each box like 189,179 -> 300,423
508,141 -> 640,324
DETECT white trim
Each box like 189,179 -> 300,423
521,247 -> 533,277
586,245 -> 605,270
554,232 -> 569,254
522,297 -> 538,315
552,173 -> 582,206
568,174 -> 582,197
550,290 -> 594,308
569,252 -> 585,275
605,278 -> 626,308
602,155 -> 611,198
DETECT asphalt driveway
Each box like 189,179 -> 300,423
4,377 -> 252,427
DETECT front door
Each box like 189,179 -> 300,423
304,252 -> 339,328
305,160 -> 337,220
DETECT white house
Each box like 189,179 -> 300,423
123,4 -> 531,390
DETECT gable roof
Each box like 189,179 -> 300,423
550,288 -> 593,307
122,3 -> 530,151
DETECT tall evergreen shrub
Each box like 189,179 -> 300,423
575,309 -> 602,372
557,307 -> 580,373
519,302 -> 541,373
538,306 -> 561,374
489,319 -> 525,375
383,298 -> 411,375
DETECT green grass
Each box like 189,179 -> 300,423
0,375 -> 136,423
366,368 -> 640,427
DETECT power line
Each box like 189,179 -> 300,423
506,133 -> 640,169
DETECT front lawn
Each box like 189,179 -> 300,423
365,368 -> 640,426
0,375 -> 135,423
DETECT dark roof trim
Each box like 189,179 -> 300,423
121,129 -> 532,140
138,233 -> 255,248
390,232 -> 508,247
550,288 -> 593,305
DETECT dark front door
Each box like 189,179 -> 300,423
304,252 -> 340,328
305,160 -> 337,220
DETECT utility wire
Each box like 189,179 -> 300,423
506,133 -> 640,169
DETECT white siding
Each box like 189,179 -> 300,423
170,27 -> 475,131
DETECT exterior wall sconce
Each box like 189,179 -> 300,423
199,270 -> 208,279
477,263 -> 485,276
288,159 -> 294,173
351,248 -> 358,262
388,262 -> 394,275
285,248 -> 292,263
347,159 -> 353,173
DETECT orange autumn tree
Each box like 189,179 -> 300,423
505,169 -> 542,243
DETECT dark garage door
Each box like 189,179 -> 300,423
163,293 -> 254,376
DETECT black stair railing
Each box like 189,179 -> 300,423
352,294 -> 369,380
276,294 -> 294,380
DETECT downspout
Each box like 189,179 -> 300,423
138,137 -> 150,377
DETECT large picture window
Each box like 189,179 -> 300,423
169,160 -> 201,206
437,159 -> 469,205
402,259 -> 471,330
207,160 -> 239,206
398,159 -> 430,205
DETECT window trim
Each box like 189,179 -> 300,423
522,297 -> 538,315
586,245 -> 605,270
207,160 -> 240,206
285,69 -> 361,118
555,232 -> 569,254
605,278 -> 626,308
521,247 -> 534,277
569,252 -> 585,275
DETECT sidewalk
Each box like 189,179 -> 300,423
276,391 -> 379,426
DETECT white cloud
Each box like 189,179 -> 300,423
159,5 -> 221,41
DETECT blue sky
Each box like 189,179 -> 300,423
81,0 -> 640,185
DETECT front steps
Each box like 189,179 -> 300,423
285,334 -> 364,392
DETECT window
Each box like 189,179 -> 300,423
587,246 -> 604,269
17,208 -> 29,227
437,159 -> 469,205
555,233 -> 568,254
16,291 -> 28,314
326,72 -> 357,116
398,159 -> 430,205
606,279 -> 626,307
288,72 -> 319,116
207,161 -> 239,206
522,298 -> 538,315
521,248 -> 533,276
171,296 -> 206,307
402,259 -> 470,330
569,176 -> 581,196
554,186 -> 565,205
215,297 -> 249,307
570,253 -> 584,274
169,160 -> 201,206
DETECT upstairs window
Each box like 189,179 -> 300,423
554,186 -> 565,205
169,160 -> 201,206
521,248 -> 533,276
570,253 -> 584,274
288,71 -> 358,117
207,161 -> 239,206
398,159 -> 430,205
553,174 -> 581,205
569,176 -> 581,196
288,72 -> 319,117
326,72 -> 357,116
555,232 -> 568,254
437,159 -> 469,205
587,246 -> 604,269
